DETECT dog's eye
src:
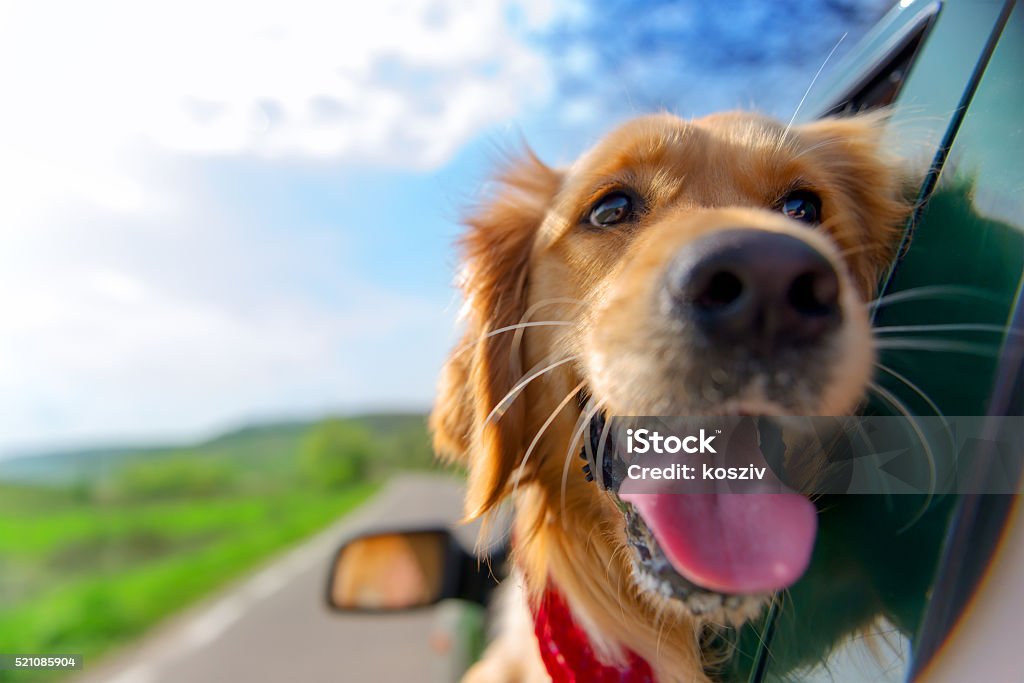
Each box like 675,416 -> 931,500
588,192 -> 634,227
780,190 -> 822,224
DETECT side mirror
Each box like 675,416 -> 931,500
326,528 -> 504,612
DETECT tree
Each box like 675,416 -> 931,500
300,419 -> 373,489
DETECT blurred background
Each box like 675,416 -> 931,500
0,1 -> 894,680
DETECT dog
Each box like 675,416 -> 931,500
430,111 -> 910,682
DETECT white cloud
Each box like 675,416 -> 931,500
0,0 -> 560,451
0,0 -> 557,186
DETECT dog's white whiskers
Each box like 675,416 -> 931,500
608,543 -> 631,620
867,380 -> 936,526
510,297 -> 586,366
779,32 -> 847,150
867,284 -> 1000,309
875,338 -> 999,358
485,355 -> 578,425
512,380 -> 586,502
874,323 -> 1017,336
485,320 -> 573,337
873,361 -> 956,495
452,321 -> 574,361
560,399 -> 605,521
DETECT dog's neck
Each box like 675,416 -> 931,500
512,485 -> 713,683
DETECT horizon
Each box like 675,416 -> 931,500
0,403 -> 435,461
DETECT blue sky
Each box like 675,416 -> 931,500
0,0 -> 894,454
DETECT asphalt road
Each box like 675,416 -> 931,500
72,474 -> 480,683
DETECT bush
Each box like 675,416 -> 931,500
111,457 -> 236,501
300,419 -> 373,489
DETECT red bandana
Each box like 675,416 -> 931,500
532,587 -> 655,683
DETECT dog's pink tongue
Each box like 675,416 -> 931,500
619,418 -> 816,594
620,492 -> 816,594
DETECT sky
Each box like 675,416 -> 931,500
0,0 -> 895,455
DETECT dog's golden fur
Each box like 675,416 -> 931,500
431,111 -> 910,682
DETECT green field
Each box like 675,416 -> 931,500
0,413 -> 434,681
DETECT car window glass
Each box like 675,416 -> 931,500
723,2 -> 1022,682
891,3 -> 1024,674
822,2 -> 939,115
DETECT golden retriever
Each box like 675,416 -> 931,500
430,111 -> 910,682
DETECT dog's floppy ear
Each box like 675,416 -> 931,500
430,150 -> 561,519
797,113 -> 912,294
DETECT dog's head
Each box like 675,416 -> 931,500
431,112 -> 909,629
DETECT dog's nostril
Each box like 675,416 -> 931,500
697,271 -> 744,310
787,270 -> 839,317
666,228 -> 843,349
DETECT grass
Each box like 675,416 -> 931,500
0,484 -> 377,682
0,412 -> 435,682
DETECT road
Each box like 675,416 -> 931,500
72,474 -> 480,683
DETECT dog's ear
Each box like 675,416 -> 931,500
797,113 -> 913,294
430,150 -> 561,519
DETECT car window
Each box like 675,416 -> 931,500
821,2 -> 939,115
893,2 -> 1024,674
727,1 -> 1023,681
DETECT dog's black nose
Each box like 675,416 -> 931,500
666,229 -> 841,351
